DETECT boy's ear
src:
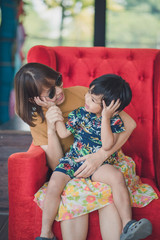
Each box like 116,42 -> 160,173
101,96 -> 105,108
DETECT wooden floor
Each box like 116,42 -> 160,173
0,212 -> 8,240
0,115 -> 32,240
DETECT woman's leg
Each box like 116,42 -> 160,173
61,214 -> 89,240
61,203 -> 121,240
92,164 -> 132,229
40,172 -> 71,238
99,203 -> 122,240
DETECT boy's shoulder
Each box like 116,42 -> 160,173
111,114 -> 123,124
111,114 -> 125,133
69,106 -> 85,117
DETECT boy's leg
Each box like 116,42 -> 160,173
40,172 -> 71,239
61,214 -> 89,240
92,164 -> 132,228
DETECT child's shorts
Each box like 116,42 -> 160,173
54,158 -> 83,179
54,155 -> 116,179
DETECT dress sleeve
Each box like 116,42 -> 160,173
111,114 -> 125,133
65,108 -> 79,134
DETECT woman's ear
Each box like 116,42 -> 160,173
28,97 -> 35,103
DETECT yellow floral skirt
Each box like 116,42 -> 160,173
34,151 -> 158,221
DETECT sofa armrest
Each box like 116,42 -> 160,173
8,144 -> 48,200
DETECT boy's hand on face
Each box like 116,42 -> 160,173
102,99 -> 120,119
34,96 -> 55,109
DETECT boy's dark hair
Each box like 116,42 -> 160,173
89,74 -> 132,112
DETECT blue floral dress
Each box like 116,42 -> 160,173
54,107 -> 125,178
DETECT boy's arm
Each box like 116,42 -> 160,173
101,116 -> 117,151
101,100 -> 120,151
56,121 -> 72,139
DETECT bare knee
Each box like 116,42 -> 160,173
111,169 -> 125,187
47,174 -> 62,196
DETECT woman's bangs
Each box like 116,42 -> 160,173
43,77 -> 56,88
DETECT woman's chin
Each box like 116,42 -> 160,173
56,93 -> 65,105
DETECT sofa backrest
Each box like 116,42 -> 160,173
27,45 -> 160,183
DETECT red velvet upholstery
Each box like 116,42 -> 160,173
8,46 -> 160,240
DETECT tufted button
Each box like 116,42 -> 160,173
89,70 -> 96,78
103,54 -> 109,59
77,51 -> 84,58
139,75 -> 145,81
137,116 -> 143,123
117,71 -> 122,76
67,68 -> 72,78
127,55 -> 134,61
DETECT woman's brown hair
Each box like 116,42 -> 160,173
14,62 -> 60,126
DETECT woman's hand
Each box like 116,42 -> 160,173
46,106 -> 64,133
102,99 -> 120,119
34,96 -> 55,109
74,149 -> 106,178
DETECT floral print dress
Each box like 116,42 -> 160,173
34,107 -> 158,221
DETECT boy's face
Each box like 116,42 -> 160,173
85,89 -> 103,117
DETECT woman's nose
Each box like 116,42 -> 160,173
55,86 -> 62,94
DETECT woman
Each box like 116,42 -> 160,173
14,62 -> 137,240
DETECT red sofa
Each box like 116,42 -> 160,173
8,46 -> 160,240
